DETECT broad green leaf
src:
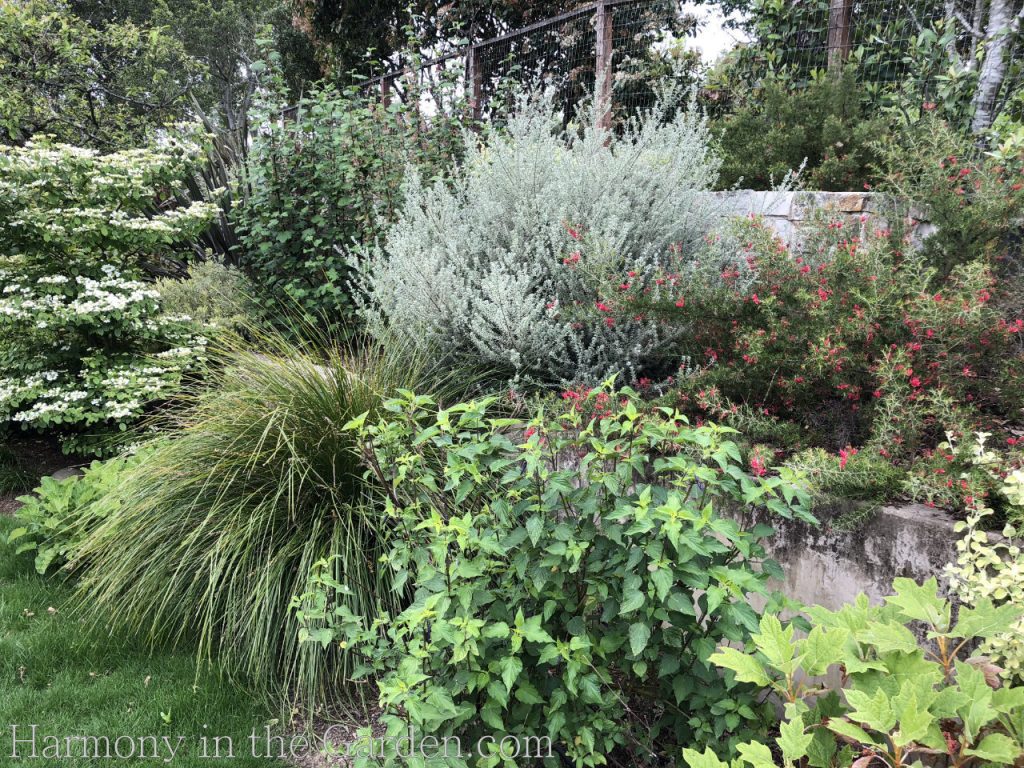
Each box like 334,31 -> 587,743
498,656 -> 522,692
482,622 -> 510,639
855,621 -> 919,655
826,718 -> 879,748
845,688 -> 897,733
963,734 -> 1022,764
800,626 -> 846,676
525,515 -> 544,546
736,741 -> 777,768
755,614 -> 797,675
480,702 -> 504,730
952,599 -> 1020,640
884,578 -> 948,630
891,689 -> 932,747
682,747 -> 730,768
955,660 -> 997,741
628,622 -> 652,656
708,647 -> 772,686
778,718 -> 812,764
514,679 -> 544,705
620,587 -> 645,615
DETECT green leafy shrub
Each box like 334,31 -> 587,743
0,137 -> 217,454
877,116 -> 1024,280
941,439 -> 1024,681
0,0 -> 201,149
712,71 -> 888,191
902,431 -> 1024,521
7,451 -> 147,574
232,52 -> 463,334
71,331 -> 467,704
153,260 -> 259,335
355,90 -> 722,385
293,386 -> 813,766
693,577 -> 1024,768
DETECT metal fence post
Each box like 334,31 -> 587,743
827,0 -> 853,72
466,44 -> 483,122
595,0 -> 614,130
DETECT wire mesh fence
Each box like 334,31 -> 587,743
729,0 -> 1024,127
354,0 -> 1023,133
360,0 -> 686,126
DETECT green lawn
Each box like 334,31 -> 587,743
0,516 -> 287,766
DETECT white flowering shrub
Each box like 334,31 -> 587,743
0,137 -> 218,454
354,93 -> 722,384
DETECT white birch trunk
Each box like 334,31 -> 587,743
971,0 -> 1023,132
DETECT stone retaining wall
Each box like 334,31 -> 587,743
711,190 -> 936,246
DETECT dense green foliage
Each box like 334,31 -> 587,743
8,452 -> 145,575
877,116 -> 1024,279
68,0 -> 320,134
232,55 -> 464,333
0,138 -> 217,454
694,577 -> 1024,768
712,72 -> 888,191
294,387 -> 812,767
154,260 -> 259,336
0,0 -> 200,149
70,333 -> 467,704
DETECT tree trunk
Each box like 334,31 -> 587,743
971,0 -> 1022,133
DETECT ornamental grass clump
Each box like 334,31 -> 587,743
71,330 -> 465,705
354,90 -> 723,386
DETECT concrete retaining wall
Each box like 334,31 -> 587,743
729,503 -> 960,608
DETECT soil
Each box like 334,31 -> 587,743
0,434 -> 78,515
286,708 -> 384,768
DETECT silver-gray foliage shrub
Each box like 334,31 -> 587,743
354,92 -> 723,385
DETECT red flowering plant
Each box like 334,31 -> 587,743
876,115 -> 1024,283
629,210 -> 1024,519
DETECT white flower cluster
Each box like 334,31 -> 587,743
0,268 -> 160,323
0,342 -> 205,430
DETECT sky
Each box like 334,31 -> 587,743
680,3 -> 750,63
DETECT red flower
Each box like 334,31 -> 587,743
749,456 -> 767,476
524,427 -> 537,438
839,446 -> 858,469
910,377 -> 922,388
675,297 -> 685,308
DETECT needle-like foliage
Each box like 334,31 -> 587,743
71,330 -> 465,706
